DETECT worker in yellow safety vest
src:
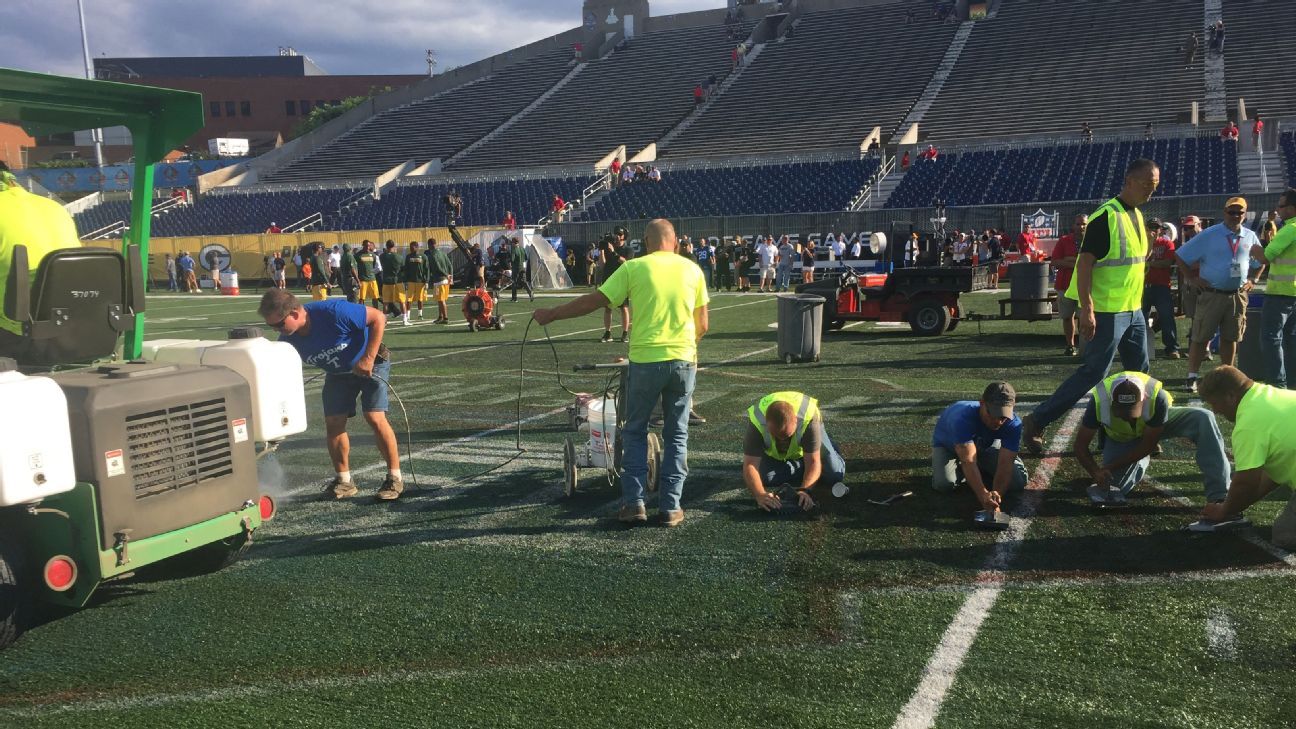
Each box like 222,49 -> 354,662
742,391 -> 847,513
1248,187 -> 1296,389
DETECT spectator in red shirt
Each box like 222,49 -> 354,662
1053,214 -> 1086,356
693,84 -> 704,105
572,42 -> 583,62
502,210 -> 516,230
901,150 -> 911,170
551,194 -> 566,223
920,144 -> 939,162
266,222 -> 282,234
1252,114 -> 1264,148
1015,229 -> 1038,262
1221,121 -> 1239,141
1143,218 -> 1181,358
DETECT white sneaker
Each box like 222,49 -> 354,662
402,317 -> 411,326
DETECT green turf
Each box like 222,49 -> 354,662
0,287 -> 1292,727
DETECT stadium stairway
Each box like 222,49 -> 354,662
1221,0 -> 1296,121
891,19 -> 976,144
871,169 -> 906,208
656,42 -> 766,154
1236,148 -> 1271,195
1203,0 -> 1227,122
443,62 -> 589,168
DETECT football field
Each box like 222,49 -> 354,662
1,287 -> 1293,728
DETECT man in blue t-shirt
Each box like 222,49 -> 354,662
931,382 -> 1030,513
257,289 -> 404,501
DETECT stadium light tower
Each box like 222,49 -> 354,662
76,0 -> 105,167
426,49 -> 437,77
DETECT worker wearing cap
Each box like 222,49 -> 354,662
1142,218 -> 1182,359
1175,196 -> 1264,393
742,391 -> 847,513
1023,159 -> 1159,453
0,162 -> 81,350
1074,371 -> 1229,505
932,382 -> 1030,513
1246,187 -> 1296,389
1199,366 -> 1296,543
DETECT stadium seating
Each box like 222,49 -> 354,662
73,187 -> 364,238
582,159 -> 879,220
260,49 -> 576,184
886,136 -> 1238,209
1221,0 -> 1296,121
664,4 -> 959,159
333,176 -> 598,230
447,22 -> 752,171
920,0 -> 1205,141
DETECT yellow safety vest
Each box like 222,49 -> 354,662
1266,218 -> 1296,297
1065,197 -> 1147,312
747,391 -> 820,461
0,176 -> 82,335
1091,371 -> 1171,443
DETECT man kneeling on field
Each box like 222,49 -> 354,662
258,289 -> 405,501
931,383 -> 1029,513
742,391 -> 846,513
1074,371 -> 1229,506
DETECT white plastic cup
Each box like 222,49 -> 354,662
831,482 -> 850,498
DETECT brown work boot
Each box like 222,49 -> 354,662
375,473 -> 404,501
330,476 -> 358,500
661,509 -> 685,528
618,503 -> 647,524
1020,414 -> 1044,455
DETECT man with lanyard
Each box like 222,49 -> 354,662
742,392 -> 847,514
421,237 -> 449,324
599,228 -> 631,343
1143,218 -> 1182,359
257,288 -> 404,501
1052,214 -> 1086,356
509,237 -> 534,303
403,241 -> 429,321
1247,188 -> 1296,389
378,240 -> 407,324
1175,197 -> 1263,393
1199,366 -> 1296,541
695,236 -> 714,290
931,382 -> 1029,515
1022,159 -> 1159,453
354,241 -> 381,309
338,244 -> 358,303
1074,371 -> 1229,506
534,219 -> 709,527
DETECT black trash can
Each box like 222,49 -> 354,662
777,293 -> 825,364
1009,262 -> 1050,319
1237,299 -> 1266,381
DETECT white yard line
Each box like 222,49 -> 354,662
1205,609 -> 1238,660
1147,480 -> 1296,568
891,405 -> 1084,729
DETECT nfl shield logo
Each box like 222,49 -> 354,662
1021,209 -> 1059,238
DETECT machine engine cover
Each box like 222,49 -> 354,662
0,371 -> 76,507
50,362 -> 258,550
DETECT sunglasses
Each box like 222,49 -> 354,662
267,314 -> 290,330
1225,209 -> 1245,215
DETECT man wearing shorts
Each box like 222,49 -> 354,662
258,289 -> 404,501
757,235 -> 777,292
424,237 -> 453,324
354,240 -> 381,309
379,240 -> 407,323
403,241 -> 429,321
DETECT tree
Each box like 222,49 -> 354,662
288,86 -> 393,140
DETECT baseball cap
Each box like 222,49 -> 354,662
1110,377 -> 1146,419
1182,215 -> 1202,226
981,382 -> 1016,418
1225,196 -> 1248,212
1145,217 -> 1162,231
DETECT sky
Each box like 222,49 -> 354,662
0,0 -> 722,78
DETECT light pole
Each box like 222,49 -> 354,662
76,0 -> 105,168
426,49 -> 437,77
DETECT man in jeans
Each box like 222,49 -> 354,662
1248,188 -> 1296,388
1022,159 -> 1160,453
1143,218 -> 1181,359
534,219 -> 709,527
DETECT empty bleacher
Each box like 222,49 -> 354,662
261,49 -> 576,184
73,186 -> 364,238
1221,0 -> 1296,121
664,4 -> 959,159
448,22 -> 749,171
334,175 -> 598,230
920,0 -> 1206,141
1282,131 -> 1296,187
583,158 -> 879,220
886,135 -> 1238,208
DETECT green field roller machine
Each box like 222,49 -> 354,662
0,68 -> 308,650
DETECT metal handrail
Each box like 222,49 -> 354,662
283,212 -> 323,233
86,220 -> 127,240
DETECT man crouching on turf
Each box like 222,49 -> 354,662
258,289 -> 405,501
931,382 -> 1029,512
742,391 -> 847,512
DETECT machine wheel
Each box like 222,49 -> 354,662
0,535 -> 30,652
947,304 -> 964,332
563,438 -> 579,497
169,531 -> 252,575
784,353 -> 795,365
494,318 -> 504,331
909,298 -> 950,336
646,432 -> 662,493
468,320 -> 477,332
828,319 -> 846,331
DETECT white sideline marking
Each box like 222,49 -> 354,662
1206,609 -> 1238,660
891,405 -> 1084,729
845,566 -> 1296,600
1146,481 -> 1296,568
